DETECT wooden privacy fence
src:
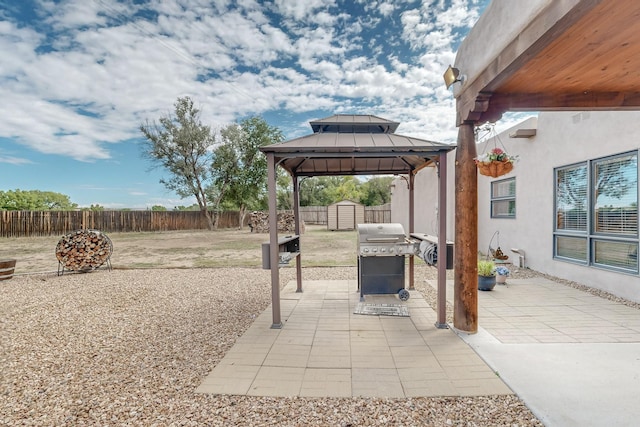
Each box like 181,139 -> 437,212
0,210 -> 248,237
299,205 -> 391,225
299,206 -> 328,224
365,204 -> 391,224
1,206 -> 391,237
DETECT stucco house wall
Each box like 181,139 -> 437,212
452,0 -> 552,99
390,152 -> 456,239
392,111 -> 640,303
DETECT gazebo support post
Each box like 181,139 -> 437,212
436,151 -> 449,329
408,173 -> 415,290
267,153 -> 282,329
292,175 -> 303,293
453,123 -> 478,333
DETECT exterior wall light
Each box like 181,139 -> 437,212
443,65 -> 464,89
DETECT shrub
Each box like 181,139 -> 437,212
477,260 -> 496,276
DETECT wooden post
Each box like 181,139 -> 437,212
267,153 -> 282,329
408,173 -> 415,290
453,123 -> 478,333
292,175 -> 303,293
436,151 -> 448,329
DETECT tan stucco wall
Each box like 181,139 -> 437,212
390,153 -> 456,239
452,0 -> 554,96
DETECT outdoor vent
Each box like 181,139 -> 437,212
509,128 -> 537,138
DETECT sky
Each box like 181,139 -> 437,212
0,0 -> 528,209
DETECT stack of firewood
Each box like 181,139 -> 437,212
55,230 -> 113,272
249,211 -> 303,233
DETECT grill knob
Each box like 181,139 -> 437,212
363,248 -> 369,253
389,247 -> 395,253
381,248 -> 386,253
372,248 -> 377,253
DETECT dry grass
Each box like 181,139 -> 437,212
2,225 -> 357,274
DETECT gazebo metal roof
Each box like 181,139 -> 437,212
260,114 -> 455,177
309,114 -> 400,133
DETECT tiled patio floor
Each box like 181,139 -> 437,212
430,278 -> 640,427
196,280 -> 512,398
434,277 -> 640,344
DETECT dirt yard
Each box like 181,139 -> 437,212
1,225 -> 359,275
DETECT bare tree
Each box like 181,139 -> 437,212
140,96 -> 216,230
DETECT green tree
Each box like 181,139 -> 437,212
298,176 -> 392,207
0,189 -> 77,210
299,176 -> 344,206
173,204 -> 200,211
140,96 -> 217,230
277,169 -> 293,210
328,176 -> 363,203
359,176 -> 393,206
301,176 -> 362,205
212,116 -> 284,228
151,205 -> 167,211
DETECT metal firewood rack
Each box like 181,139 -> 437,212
55,229 -> 113,275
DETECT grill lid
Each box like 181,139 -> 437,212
357,223 -> 406,243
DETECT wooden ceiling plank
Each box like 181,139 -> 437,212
456,0 -> 605,123
499,1 -> 640,94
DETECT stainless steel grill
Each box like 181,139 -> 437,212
357,223 -> 417,257
357,223 -> 418,301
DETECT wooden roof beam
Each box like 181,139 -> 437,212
486,91 -> 640,115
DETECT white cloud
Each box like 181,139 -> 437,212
273,0 -> 337,21
0,155 -> 32,165
0,0 -> 487,168
41,0 -> 110,30
378,2 -> 395,17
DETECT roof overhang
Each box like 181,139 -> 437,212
451,0 -> 640,124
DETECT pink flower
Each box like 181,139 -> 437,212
491,148 -> 504,155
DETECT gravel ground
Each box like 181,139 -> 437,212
1,266 -> 546,426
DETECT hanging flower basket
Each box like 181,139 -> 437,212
477,159 -> 513,177
475,148 -> 518,178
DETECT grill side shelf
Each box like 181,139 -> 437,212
261,235 -> 300,269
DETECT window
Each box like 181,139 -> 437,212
491,178 -> 515,218
592,153 -> 638,235
556,235 -> 587,262
556,164 -> 588,232
554,151 -> 638,272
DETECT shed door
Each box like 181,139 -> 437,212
337,205 -> 356,230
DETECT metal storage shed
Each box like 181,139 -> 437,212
327,200 -> 364,231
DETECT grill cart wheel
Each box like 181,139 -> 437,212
398,289 -> 410,301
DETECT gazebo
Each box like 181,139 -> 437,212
260,114 -> 455,329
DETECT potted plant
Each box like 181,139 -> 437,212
495,265 -> 510,285
477,259 -> 496,291
475,147 -> 519,178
